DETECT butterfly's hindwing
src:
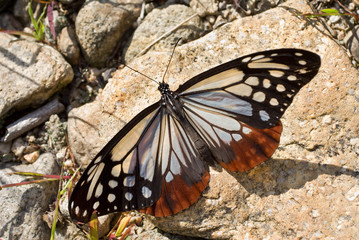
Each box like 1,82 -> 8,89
182,97 -> 283,171
69,48 -> 320,223
140,110 -> 210,216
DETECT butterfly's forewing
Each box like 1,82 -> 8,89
177,49 -> 320,171
69,103 -> 161,222
69,102 -> 210,222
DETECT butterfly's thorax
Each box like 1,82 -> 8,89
158,82 -> 180,115
158,82 -> 214,162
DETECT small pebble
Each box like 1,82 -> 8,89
11,138 -> 26,157
0,142 -> 12,154
322,115 -> 332,124
350,138 -> 359,146
23,151 -> 40,163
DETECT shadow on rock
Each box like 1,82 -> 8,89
228,158 -> 358,197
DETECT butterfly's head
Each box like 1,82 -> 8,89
158,82 -> 171,95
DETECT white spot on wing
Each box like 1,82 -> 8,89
276,84 -> 285,92
95,183 -> 103,198
259,110 -> 270,121
263,79 -> 271,88
108,194 -> 116,203
295,52 -> 303,56
242,126 -> 252,134
299,69 -> 308,74
253,91 -> 266,102
87,163 -> 105,201
142,186 -> 152,198
125,192 -> 133,201
111,163 -> 122,177
87,165 -> 97,176
233,134 -> 242,141
93,201 -> 99,210
245,77 -> 259,86
94,156 -> 102,164
109,180 -> 118,188
123,176 -> 135,187
252,55 -> 265,61
75,206 -> 79,215
87,166 -> 97,182
166,172 -> 174,182
269,70 -> 285,78
299,60 -> 307,65
83,210 -> 87,217
242,56 -> 251,62
287,75 -> 297,81
270,98 -> 279,106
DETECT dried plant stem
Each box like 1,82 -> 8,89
1,98 -> 64,142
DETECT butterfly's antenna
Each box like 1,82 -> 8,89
162,38 -> 182,83
124,64 -> 160,85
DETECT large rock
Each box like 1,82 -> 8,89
0,33 -> 73,119
75,0 -> 141,67
123,4 -> 204,63
68,0 -> 359,239
0,153 -> 60,240
57,26 -> 80,66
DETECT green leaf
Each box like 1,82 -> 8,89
115,216 -> 131,237
38,22 -> 45,40
321,9 -> 339,14
28,0 -> 39,33
89,212 -> 99,240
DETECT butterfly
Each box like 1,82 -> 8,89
69,49 -> 321,223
